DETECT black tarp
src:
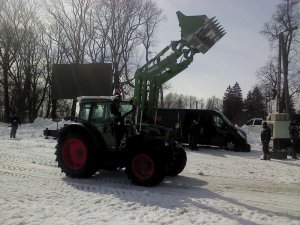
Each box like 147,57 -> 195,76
52,63 -> 112,99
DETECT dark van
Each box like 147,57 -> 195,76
155,109 -> 250,152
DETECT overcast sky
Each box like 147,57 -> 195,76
152,0 -> 282,100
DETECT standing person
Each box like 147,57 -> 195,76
173,122 -> 182,143
261,122 -> 271,160
10,113 -> 21,138
288,121 -> 299,159
189,120 -> 198,150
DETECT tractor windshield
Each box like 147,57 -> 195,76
120,102 -> 133,115
120,102 -> 134,123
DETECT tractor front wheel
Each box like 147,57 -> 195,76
167,147 -> 187,176
126,151 -> 166,186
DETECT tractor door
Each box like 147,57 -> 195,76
90,103 -> 117,149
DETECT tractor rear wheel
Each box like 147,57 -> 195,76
56,134 -> 99,178
126,151 -> 166,186
167,147 -> 187,176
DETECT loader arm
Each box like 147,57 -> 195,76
134,11 -> 225,124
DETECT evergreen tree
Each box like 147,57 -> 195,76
280,94 -> 296,115
222,82 -> 244,125
244,87 -> 266,120
223,85 -> 233,121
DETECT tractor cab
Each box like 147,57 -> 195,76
77,96 -> 135,150
77,96 -> 134,124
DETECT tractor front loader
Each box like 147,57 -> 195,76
55,11 -> 225,186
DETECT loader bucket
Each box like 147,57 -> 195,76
176,11 -> 225,53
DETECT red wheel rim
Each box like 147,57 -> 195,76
131,154 -> 155,181
62,138 -> 88,170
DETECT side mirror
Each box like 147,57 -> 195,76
221,124 -> 228,129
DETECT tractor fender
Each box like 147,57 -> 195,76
58,122 -> 107,152
125,134 -> 168,158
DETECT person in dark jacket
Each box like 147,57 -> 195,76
261,122 -> 271,160
10,113 -> 21,138
189,120 -> 199,150
288,121 -> 299,159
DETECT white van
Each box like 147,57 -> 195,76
242,118 -> 263,133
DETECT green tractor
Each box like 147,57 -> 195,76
55,11 -> 225,186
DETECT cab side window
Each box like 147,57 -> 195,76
91,103 -> 113,123
246,119 -> 254,125
254,119 -> 262,125
78,103 -> 91,121
213,115 -> 225,129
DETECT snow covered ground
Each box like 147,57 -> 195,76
0,119 -> 299,225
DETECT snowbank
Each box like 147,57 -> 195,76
0,119 -> 299,225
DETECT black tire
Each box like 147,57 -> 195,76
126,150 -> 166,186
241,144 -> 251,152
224,140 -> 237,151
167,147 -> 187,176
55,133 -> 99,178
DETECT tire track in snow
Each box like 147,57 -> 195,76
1,137 -> 300,224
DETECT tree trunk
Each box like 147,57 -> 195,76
114,63 -> 120,92
51,99 -> 58,119
277,32 -> 283,113
71,98 -> 77,118
282,39 -> 290,115
3,53 -> 10,122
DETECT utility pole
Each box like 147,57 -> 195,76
277,26 -> 298,116
282,40 -> 289,115
277,32 -> 283,112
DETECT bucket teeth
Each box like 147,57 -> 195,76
177,11 -> 225,53
194,19 -> 224,53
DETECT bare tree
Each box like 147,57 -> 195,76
0,0 -> 41,122
44,0 -> 164,118
45,0 -> 94,64
41,24 -> 67,119
188,96 -> 198,109
0,0 -> 23,121
163,92 -> 205,109
85,2 -> 109,63
256,59 -> 278,105
95,0 -> 143,93
260,0 -> 300,113
139,1 -> 166,106
206,96 -> 222,111
139,1 -> 166,63
94,0 -> 165,97
45,0 -> 95,117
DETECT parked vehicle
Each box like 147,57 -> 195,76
241,118 -> 263,133
155,109 -> 251,152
